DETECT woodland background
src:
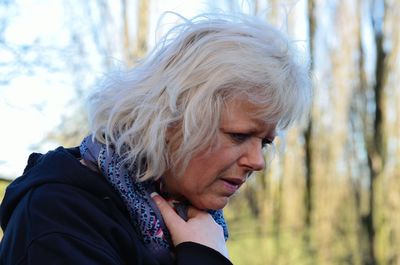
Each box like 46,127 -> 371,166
0,0 -> 399,265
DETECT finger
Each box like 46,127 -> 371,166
151,192 -> 185,227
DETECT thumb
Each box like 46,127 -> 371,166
151,192 -> 185,228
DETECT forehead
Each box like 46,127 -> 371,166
220,99 -> 277,136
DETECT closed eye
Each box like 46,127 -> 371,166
229,133 -> 273,149
229,133 -> 251,143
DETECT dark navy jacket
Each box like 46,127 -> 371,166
0,147 -> 232,265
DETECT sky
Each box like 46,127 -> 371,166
1,0 -> 75,178
0,0 -> 307,179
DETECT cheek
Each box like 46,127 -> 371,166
176,162 -> 217,196
181,165 -> 214,192
177,145 -> 242,193
191,152 -> 239,184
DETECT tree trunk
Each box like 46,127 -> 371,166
134,0 -> 149,59
362,0 -> 388,264
304,0 -> 316,242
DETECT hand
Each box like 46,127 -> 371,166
151,192 -> 229,258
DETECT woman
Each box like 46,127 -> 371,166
0,13 -> 311,264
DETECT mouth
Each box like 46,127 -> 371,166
220,177 -> 246,194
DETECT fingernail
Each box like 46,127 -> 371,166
151,192 -> 161,205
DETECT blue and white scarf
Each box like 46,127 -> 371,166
79,136 -> 228,263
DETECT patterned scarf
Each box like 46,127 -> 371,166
79,136 -> 228,263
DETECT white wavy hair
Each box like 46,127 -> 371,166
87,13 -> 311,181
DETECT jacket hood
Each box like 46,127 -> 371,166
0,147 -> 122,231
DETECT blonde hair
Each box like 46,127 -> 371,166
87,13 -> 311,181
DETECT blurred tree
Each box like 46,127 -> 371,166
304,0 -> 316,248
0,1 -> 67,86
122,0 -> 149,65
46,0 -> 150,147
360,0 -> 388,264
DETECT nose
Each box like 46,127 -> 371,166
238,139 -> 266,171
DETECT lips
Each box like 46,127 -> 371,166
220,177 -> 246,194
222,177 -> 245,186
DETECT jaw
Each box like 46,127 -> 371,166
189,192 -> 230,210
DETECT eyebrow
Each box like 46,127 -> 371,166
220,125 -> 277,139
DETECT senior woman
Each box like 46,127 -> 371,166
0,13 -> 311,265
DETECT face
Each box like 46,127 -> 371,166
163,99 -> 277,210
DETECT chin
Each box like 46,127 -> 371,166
194,197 -> 229,210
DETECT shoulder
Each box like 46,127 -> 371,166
28,182 -> 114,235
27,182 -> 139,251
0,182 -> 150,265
